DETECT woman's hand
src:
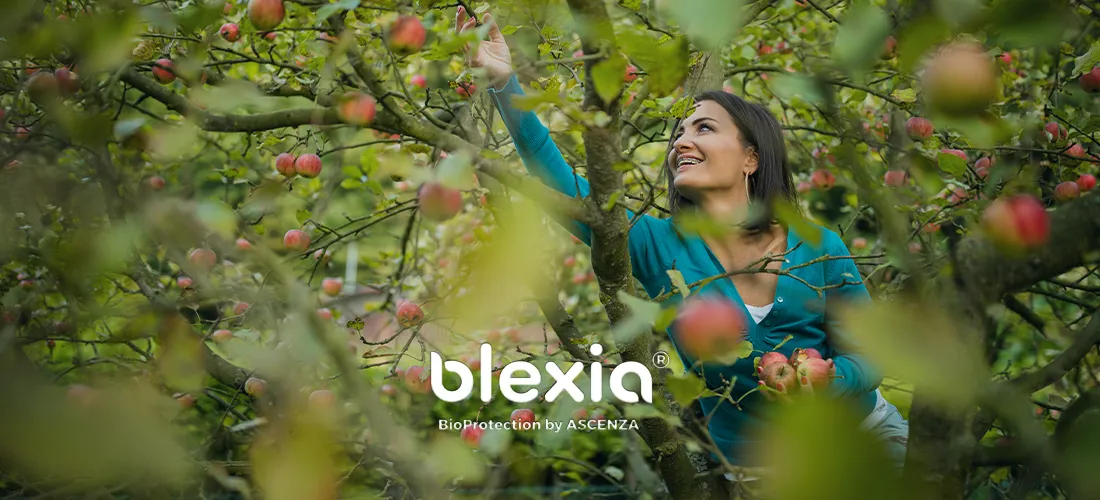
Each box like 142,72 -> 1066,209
455,6 -> 513,86
757,358 -> 836,404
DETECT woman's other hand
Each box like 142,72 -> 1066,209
455,6 -> 512,86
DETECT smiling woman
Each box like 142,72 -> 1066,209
458,5 -> 910,476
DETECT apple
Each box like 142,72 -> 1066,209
404,365 -> 429,393
881,35 -> 897,59
308,389 -> 335,410
1076,173 -> 1096,192
337,92 -> 376,126
921,43 -> 997,116
396,301 -> 424,328
15,126 -> 30,141
675,297 -> 746,362
188,248 -> 217,270
219,23 -> 240,42
625,64 -> 639,82
758,44 -> 773,56
510,408 -> 536,428
884,170 -> 907,187
757,351 -> 788,371
410,74 -> 427,89
233,302 -> 250,315
851,237 -> 868,250
418,182 -> 463,221
998,52 -> 1012,65
796,358 -> 832,390
274,153 -> 296,176
461,424 -> 484,446
235,238 -> 252,251
456,82 -> 476,100
982,194 -> 1050,249
571,272 -> 588,285
247,0 -> 284,31
25,71 -> 59,103
572,408 -> 589,420
294,153 -> 322,178
152,59 -> 175,84
1066,143 -> 1087,159
321,277 -> 342,296
177,276 -> 194,288
1080,67 -> 1100,93
380,384 -> 396,396
148,176 -> 166,190
905,117 -> 933,141
388,15 -> 426,55
796,181 -> 812,194
283,229 -> 310,252
54,68 -> 79,96
939,148 -> 968,163
563,256 -> 576,267
244,377 -> 267,396
1044,122 -> 1067,143
789,347 -> 822,368
174,393 -> 196,408
316,308 -> 333,321
211,329 -> 233,343
811,169 -> 835,190
223,1 -> 234,14
313,249 -> 332,263
1054,181 -> 1080,202
975,156 -> 994,175
761,362 -> 797,392
262,31 -> 276,41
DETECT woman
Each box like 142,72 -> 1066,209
455,7 -> 910,471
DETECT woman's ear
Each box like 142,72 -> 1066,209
744,149 -> 760,176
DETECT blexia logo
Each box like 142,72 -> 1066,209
429,343 -> 653,404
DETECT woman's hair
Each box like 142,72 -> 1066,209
663,90 -> 798,234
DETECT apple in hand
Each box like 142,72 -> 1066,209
760,363 -> 797,392
789,347 -> 822,368
796,358 -> 833,390
757,351 -> 788,371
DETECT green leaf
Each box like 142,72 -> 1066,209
619,31 -> 690,96
936,151 -> 968,177
654,307 -> 679,331
602,190 -> 624,211
340,178 -> 363,189
710,340 -> 754,365
891,88 -> 917,103
510,90 -> 564,111
661,0 -> 746,50
1073,41 -> 1100,77
666,372 -> 705,407
622,404 -> 679,426
500,25 -> 520,36
770,74 -> 825,105
669,96 -> 695,119
666,269 -> 690,298
831,1 -> 891,78
592,54 -> 628,105
316,0 -> 360,21
617,0 -> 643,11
296,209 -> 312,225
437,151 -> 475,189
896,16 -> 951,73
774,200 -> 823,248
611,291 -> 662,343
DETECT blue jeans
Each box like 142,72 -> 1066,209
862,389 -> 910,470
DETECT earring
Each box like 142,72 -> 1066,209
744,172 -> 751,201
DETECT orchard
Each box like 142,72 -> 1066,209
1,1 -> 1100,499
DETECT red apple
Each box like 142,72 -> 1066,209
921,43 -> 997,116
211,329 -> 233,343
982,194 -> 1050,249
939,148 -> 968,163
275,152 -> 297,176
148,175 -> 166,190
262,31 -> 276,42
152,59 -> 175,84
321,277 -> 342,296
396,301 -> 424,328
811,169 -> 835,189
219,23 -> 240,42
796,358 -> 832,390
1054,181 -> 1080,202
1076,173 -> 1096,192
884,170 -> 907,187
235,238 -> 252,251
177,276 -> 194,288
625,64 -> 639,82
313,249 -> 332,263
283,229 -> 310,252
1044,122 -> 1067,143
456,82 -> 476,100
410,74 -> 427,89
418,182 -> 463,221
308,389 -> 335,410
510,408 -> 536,428
757,351 -> 788,371
975,156 -> 994,173
337,92 -> 376,126
1066,143 -> 1087,159
563,256 -> 576,267
761,362 -> 797,392
789,347 -> 822,368
1080,67 -> 1100,93
247,0 -> 284,31
998,52 -> 1012,65
54,68 -> 79,95
851,237 -> 868,250
388,15 -> 426,55
881,35 -> 897,59
25,71 -> 59,103
244,377 -> 267,396
404,365 -> 429,393
316,308 -> 333,321
294,153 -> 322,178
188,248 -> 217,270
675,297 -> 746,362
233,302 -> 250,315
380,384 -> 397,396
174,393 -> 196,408
905,117 -> 933,141
461,424 -> 484,446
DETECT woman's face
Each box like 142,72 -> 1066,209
668,100 -> 757,200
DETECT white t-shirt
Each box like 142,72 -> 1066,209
744,303 -> 773,324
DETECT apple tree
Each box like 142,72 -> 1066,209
1,0 -> 1099,499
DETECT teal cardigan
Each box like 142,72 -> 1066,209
487,74 -> 881,465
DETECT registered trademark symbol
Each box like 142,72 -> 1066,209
652,350 -> 669,368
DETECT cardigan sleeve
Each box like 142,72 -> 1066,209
486,74 -> 663,281
822,232 -> 883,397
